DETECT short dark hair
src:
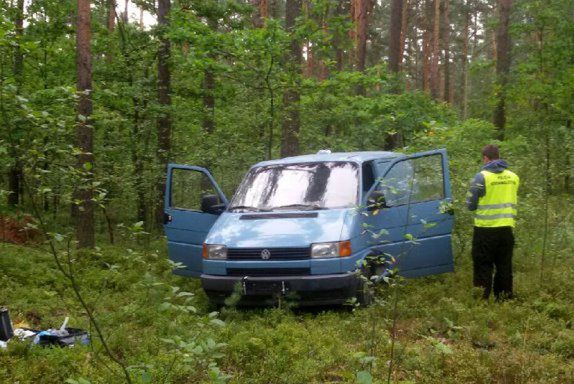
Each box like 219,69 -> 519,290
482,144 -> 500,160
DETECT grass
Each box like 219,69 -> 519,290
1,197 -> 574,383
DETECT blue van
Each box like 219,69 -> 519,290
164,149 -> 454,305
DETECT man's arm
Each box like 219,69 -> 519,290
466,172 -> 486,211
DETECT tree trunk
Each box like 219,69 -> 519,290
305,42 -> 315,77
442,0 -> 450,103
202,70 -> 215,134
317,5 -> 330,80
106,0 -> 116,65
302,0 -> 328,81
422,0 -> 432,92
354,0 -> 369,72
429,0 -> 441,99
130,81 -> 148,225
353,0 -> 369,94
303,0 -> 313,78
251,0 -> 268,27
410,0 -> 420,89
466,0 -> 479,117
280,0 -> 302,157
399,0 -> 409,71
8,0 -> 25,207
334,0 -> 346,71
203,16 -> 217,134
260,0 -> 269,19
461,0 -> 470,117
107,0 -> 116,32
386,0 -> 404,149
156,0 -> 172,225
493,0 -> 512,140
14,0 -> 24,90
131,99 -> 147,224
75,0 -> 95,248
7,166 -> 22,207
388,0 -> 403,73
123,0 -> 129,22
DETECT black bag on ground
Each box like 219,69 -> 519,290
0,308 -> 14,341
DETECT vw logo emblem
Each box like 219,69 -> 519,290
261,249 -> 271,260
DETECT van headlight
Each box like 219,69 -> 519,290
203,244 -> 227,260
311,241 -> 352,258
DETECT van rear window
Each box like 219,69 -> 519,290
229,162 -> 359,212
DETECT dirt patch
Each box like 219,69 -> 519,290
0,215 -> 41,244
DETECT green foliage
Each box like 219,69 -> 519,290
0,241 -> 231,383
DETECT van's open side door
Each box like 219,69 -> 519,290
164,164 -> 228,277
364,149 -> 454,277
397,148 -> 454,277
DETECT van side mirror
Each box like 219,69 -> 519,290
201,194 -> 226,214
367,190 -> 388,211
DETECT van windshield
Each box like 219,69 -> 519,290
229,162 -> 359,212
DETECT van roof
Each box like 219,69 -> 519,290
254,151 -> 400,167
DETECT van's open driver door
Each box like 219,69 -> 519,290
164,164 -> 228,277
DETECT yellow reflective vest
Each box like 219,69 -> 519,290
474,169 -> 519,228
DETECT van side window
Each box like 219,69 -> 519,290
378,160 -> 413,206
379,154 -> 444,206
362,162 -> 375,194
410,154 -> 444,203
373,160 -> 389,177
171,169 -> 220,211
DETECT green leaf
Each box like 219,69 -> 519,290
141,372 -> 152,384
356,371 -> 373,384
210,319 -> 226,327
435,341 -> 453,355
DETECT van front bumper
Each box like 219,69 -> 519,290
201,272 -> 359,306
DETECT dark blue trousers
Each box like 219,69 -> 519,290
472,226 -> 514,300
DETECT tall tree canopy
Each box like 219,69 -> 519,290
0,0 -> 572,234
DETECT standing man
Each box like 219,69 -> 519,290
467,144 -> 519,300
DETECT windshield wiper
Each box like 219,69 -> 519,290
271,203 -> 327,211
228,205 -> 272,212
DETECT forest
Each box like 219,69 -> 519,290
0,0 -> 573,382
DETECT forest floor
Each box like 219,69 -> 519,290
1,215 -> 574,384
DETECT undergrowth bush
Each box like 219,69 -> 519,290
1,214 -> 574,384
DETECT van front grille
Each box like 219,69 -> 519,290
227,268 -> 310,277
227,247 -> 310,260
